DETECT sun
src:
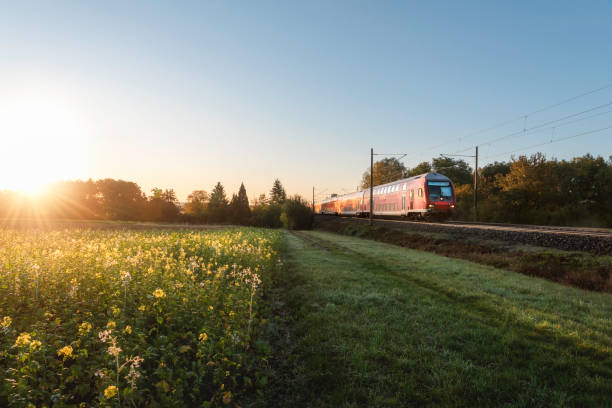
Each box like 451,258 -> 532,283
0,88 -> 88,193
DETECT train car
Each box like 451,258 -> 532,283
315,172 -> 455,220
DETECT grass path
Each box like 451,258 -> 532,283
268,231 -> 612,407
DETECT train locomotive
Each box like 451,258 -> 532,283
315,172 -> 456,220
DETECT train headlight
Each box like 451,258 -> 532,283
428,203 -> 434,208
450,204 -> 455,208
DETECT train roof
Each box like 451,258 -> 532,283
317,172 -> 452,203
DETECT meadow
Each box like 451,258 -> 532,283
0,228 -> 282,407
268,231 -> 612,407
1,225 -> 611,407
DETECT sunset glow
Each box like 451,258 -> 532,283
0,88 -> 87,193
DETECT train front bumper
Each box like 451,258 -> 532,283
426,202 -> 455,213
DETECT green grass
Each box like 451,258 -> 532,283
267,231 -> 612,407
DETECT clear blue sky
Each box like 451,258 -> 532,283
1,1 -> 611,201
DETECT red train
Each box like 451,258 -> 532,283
315,172 -> 456,219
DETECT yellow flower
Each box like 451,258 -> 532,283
14,333 -> 31,348
153,288 -> 165,299
107,321 -> 116,330
138,305 -> 146,311
57,345 -> 73,359
208,305 -> 214,311
124,325 -> 132,335
1,316 -> 11,328
112,306 -> 121,316
29,340 -> 42,351
222,391 -> 232,404
199,332 -> 208,342
79,322 -> 92,335
104,385 -> 118,399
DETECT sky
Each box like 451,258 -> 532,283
1,1 -> 611,202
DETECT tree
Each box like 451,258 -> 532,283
361,157 -> 407,188
162,189 -> 178,204
46,179 -> 100,219
252,193 -> 267,206
269,179 -> 287,205
406,161 -> 432,177
96,179 -> 147,220
481,161 -> 510,180
229,183 -> 251,225
184,190 -> 209,222
208,182 -> 229,223
432,156 -> 473,186
147,188 -> 180,221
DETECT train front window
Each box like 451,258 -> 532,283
427,181 -> 453,201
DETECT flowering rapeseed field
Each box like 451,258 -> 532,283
0,228 -> 282,407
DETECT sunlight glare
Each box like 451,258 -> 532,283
0,88 -> 88,193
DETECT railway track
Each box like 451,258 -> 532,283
444,220 -> 612,237
315,215 -> 612,253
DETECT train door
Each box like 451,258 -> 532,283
401,195 -> 406,212
409,189 -> 414,210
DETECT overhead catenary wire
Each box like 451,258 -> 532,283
453,100 -> 612,154
481,125 -> 612,160
403,82 -> 612,162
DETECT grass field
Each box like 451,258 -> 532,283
267,231 -> 612,407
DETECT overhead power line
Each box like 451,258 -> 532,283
404,82 -> 612,162
481,125 -> 612,160
453,100 -> 612,154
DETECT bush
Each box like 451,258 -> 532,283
280,196 -> 313,230
251,204 -> 283,228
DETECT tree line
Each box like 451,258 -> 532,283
0,178 -> 313,229
362,153 -> 612,227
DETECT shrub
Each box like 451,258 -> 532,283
251,204 -> 283,228
280,196 -> 313,230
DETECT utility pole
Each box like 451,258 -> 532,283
369,148 -> 374,226
368,149 -> 408,226
312,186 -> 315,213
474,146 -> 478,222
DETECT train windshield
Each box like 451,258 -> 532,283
427,181 -> 453,201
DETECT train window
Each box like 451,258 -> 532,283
410,190 -> 414,199
402,183 -> 406,191
418,188 -> 423,197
